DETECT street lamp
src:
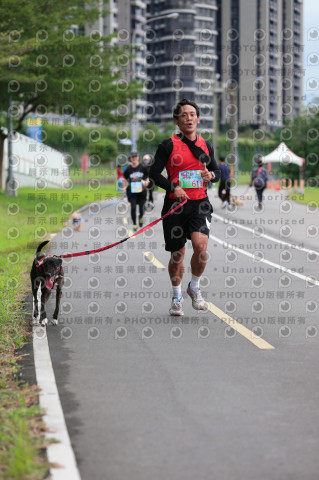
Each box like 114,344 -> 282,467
130,12 -> 179,150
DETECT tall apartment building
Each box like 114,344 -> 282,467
85,0 -> 303,132
218,0 -> 303,128
145,0 -> 303,130
145,1 -> 218,130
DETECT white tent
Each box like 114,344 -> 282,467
261,142 -> 305,167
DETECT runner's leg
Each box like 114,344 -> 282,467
148,182 -> 154,203
256,187 -> 262,204
218,181 -> 224,201
187,232 -> 209,310
225,179 -> 231,203
168,247 -> 186,286
190,232 -> 209,276
138,194 -> 146,225
130,195 -> 137,225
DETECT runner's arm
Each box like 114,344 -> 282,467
150,140 -> 177,193
205,141 -> 221,183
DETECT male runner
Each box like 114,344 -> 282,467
150,98 -> 220,316
123,151 -> 149,231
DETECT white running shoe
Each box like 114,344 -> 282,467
222,200 -> 227,208
169,296 -> 184,316
187,283 -> 206,310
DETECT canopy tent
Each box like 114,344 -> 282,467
261,142 -> 305,167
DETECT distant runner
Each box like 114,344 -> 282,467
250,158 -> 269,209
123,151 -> 149,231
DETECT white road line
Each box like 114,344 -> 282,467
33,327 -> 81,480
205,302 -> 275,350
210,234 -> 319,287
213,213 -> 319,255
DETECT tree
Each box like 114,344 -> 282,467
0,0 -> 140,189
272,109 -> 319,182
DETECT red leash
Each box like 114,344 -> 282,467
61,199 -> 187,259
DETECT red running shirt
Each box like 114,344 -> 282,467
167,134 -> 209,200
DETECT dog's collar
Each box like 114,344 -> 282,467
36,254 -> 63,268
36,254 -> 51,268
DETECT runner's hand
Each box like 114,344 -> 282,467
143,179 -> 150,187
201,162 -> 212,182
173,186 -> 190,202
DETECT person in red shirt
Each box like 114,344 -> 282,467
150,98 -> 220,316
116,165 -> 124,192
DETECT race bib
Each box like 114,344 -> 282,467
179,170 -> 203,188
131,181 -> 143,193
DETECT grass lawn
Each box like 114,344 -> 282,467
69,165 -> 116,182
0,182 -> 119,479
288,187 -> 319,205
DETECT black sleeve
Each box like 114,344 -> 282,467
205,141 -> 221,183
124,167 -> 130,180
149,139 -> 176,193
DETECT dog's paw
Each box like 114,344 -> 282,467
51,319 -> 58,326
31,317 -> 40,325
40,318 -> 48,327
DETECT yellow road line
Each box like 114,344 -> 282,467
205,302 -> 275,350
143,251 -> 166,269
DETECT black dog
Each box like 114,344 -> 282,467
30,240 -> 64,327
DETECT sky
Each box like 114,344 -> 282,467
303,0 -> 319,105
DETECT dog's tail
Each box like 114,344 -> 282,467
36,240 -> 50,253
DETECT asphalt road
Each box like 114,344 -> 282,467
45,185 -> 319,480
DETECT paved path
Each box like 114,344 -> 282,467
45,186 -> 319,480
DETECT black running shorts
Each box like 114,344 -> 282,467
161,197 -> 213,252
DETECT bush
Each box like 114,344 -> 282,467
87,138 -> 118,164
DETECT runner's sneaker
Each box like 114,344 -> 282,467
139,218 -> 143,227
133,225 -> 138,232
169,296 -> 184,316
187,283 -> 206,310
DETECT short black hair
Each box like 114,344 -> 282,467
219,156 -> 225,162
173,98 -> 200,119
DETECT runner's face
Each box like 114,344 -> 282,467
131,155 -> 139,166
175,105 -> 199,138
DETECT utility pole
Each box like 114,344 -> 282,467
174,54 -> 182,133
212,74 -> 223,162
5,94 -> 17,197
228,83 -> 239,184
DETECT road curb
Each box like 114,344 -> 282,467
33,326 -> 81,480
